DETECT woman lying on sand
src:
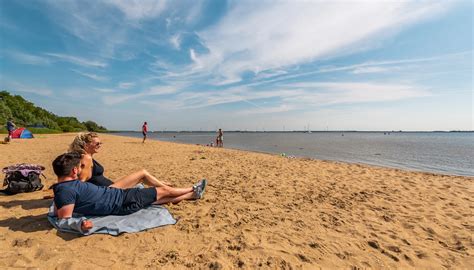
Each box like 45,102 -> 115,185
69,132 -> 171,189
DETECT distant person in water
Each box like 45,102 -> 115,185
216,129 -> 223,147
69,132 -> 172,189
142,122 -> 148,143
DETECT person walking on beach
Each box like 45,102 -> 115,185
142,121 -> 148,143
216,128 -> 224,147
69,132 -> 172,188
51,152 -> 206,231
6,119 -> 16,142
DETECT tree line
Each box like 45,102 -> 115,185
0,91 -> 107,133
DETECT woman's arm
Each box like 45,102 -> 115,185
78,154 -> 93,181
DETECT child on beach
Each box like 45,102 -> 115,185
51,152 -> 206,231
69,132 -> 172,189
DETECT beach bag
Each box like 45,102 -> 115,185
1,164 -> 45,194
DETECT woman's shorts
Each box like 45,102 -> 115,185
115,187 -> 157,215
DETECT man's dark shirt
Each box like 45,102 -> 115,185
53,180 -> 124,216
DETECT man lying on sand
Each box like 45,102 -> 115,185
51,152 -> 206,231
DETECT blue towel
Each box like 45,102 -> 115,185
47,203 -> 177,236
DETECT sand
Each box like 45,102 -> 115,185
0,133 -> 472,269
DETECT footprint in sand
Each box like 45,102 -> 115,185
297,253 -> 311,262
416,250 -> 428,259
11,238 -> 34,248
209,261 -> 223,270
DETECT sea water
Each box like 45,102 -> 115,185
114,131 -> 474,177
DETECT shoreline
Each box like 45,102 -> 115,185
0,133 -> 472,269
108,133 -> 474,178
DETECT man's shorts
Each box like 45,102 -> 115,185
115,187 -> 157,215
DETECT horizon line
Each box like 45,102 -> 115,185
108,130 -> 474,133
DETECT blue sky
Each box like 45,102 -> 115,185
0,0 -> 472,131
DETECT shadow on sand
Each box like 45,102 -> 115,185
0,213 -> 82,240
0,213 -> 51,233
0,198 -> 52,210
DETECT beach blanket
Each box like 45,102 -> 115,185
47,204 -> 177,236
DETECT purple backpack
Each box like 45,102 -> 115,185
2,164 -> 45,194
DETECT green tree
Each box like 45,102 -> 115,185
0,90 -> 107,133
84,121 -> 107,132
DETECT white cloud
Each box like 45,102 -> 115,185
189,1 -> 449,84
169,34 -> 181,50
43,1 -> 130,58
9,51 -> 51,65
189,49 -> 200,65
146,85 -> 178,95
244,51 -> 471,88
6,81 -> 53,96
46,53 -> 107,68
118,82 -> 135,89
148,81 -> 430,112
102,85 -> 179,105
238,104 -> 294,115
95,88 -> 116,93
142,86 -> 302,110
18,87 -> 53,96
103,95 -> 137,105
254,70 -> 288,80
284,82 -> 430,105
71,69 -> 108,81
104,0 -> 167,20
351,66 -> 389,74
184,0 -> 204,24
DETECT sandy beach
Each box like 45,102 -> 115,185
0,133 -> 472,269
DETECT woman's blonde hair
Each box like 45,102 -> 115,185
69,132 -> 99,154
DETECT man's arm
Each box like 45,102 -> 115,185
56,204 -> 93,232
57,204 -> 74,218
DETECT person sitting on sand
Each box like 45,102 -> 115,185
52,152 -> 206,231
69,132 -> 171,189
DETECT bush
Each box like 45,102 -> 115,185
28,128 -> 63,134
0,90 -> 107,133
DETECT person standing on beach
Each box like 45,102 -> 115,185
6,119 -> 15,141
142,122 -> 148,143
216,128 -> 223,147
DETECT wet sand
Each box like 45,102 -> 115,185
0,133 -> 472,269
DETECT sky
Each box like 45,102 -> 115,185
0,0 -> 472,131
